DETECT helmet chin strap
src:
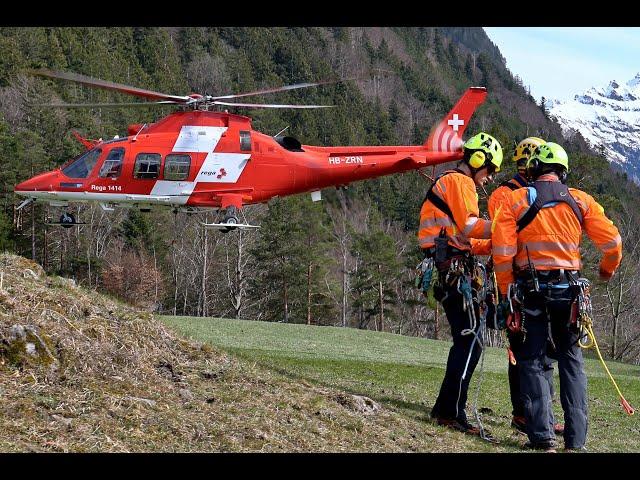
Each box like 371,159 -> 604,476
470,163 -> 489,185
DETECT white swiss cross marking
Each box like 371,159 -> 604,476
448,113 -> 464,131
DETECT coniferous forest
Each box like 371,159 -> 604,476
2,27 -> 640,363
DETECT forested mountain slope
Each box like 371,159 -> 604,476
1,27 -> 639,363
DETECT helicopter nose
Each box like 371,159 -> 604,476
15,171 -> 58,195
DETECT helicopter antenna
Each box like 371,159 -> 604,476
133,123 -> 147,142
274,126 -> 289,138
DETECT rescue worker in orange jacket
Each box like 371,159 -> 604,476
487,137 -> 563,436
418,132 -> 503,434
492,142 -> 622,451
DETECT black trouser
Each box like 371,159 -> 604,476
507,330 -> 556,418
516,288 -> 588,448
431,278 -> 482,422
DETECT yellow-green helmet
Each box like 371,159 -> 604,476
463,132 -> 503,172
513,137 -> 545,162
527,142 -> 569,171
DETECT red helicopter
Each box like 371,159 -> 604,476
15,69 -> 488,231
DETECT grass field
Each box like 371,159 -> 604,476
161,316 -> 640,452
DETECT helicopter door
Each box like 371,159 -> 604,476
98,148 -> 125,179
86,147 -> 126,196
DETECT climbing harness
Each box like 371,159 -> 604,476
570,277 -> 635,415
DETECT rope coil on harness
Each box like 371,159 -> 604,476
573,279 -> 634,416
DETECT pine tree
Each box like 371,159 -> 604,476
249,197 -> 311,323
351,208 -> 402,331
539,96 -> 549,118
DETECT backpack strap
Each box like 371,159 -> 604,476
516,181 -> 584,232
500,174 -> 528,191
422,168 -> 464,222
426,188 -> 454,219
422,169 -> 465,220
499,181 -> 520,191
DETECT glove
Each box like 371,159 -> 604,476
599,268 -> 613,282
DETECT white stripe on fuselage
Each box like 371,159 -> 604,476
148,181 -> 194,203
194,152 -> 250,183
173,126 -> 228,153
152,125 -> 251,196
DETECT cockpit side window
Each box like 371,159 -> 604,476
134,153 -> 161,179
62,148 -> 102,178
99,148 -> 125,178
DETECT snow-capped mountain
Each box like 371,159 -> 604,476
548,73 -> 640,182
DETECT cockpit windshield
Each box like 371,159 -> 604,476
62,148 -> 102,178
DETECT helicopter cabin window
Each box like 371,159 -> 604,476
134,153 -> 161,179
99,148 -> 125,178
62,148 -> 102,179
239,130 -> 251,151
164,154 -> 191,181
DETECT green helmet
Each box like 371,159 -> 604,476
527,142 -> 569,172
463,132 -> 503,172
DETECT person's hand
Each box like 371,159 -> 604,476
599,268 -> 613,282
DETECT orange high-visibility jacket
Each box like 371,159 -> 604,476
418,169 -> 492,252
492,175 -> 623,295
472,174 -> 530,256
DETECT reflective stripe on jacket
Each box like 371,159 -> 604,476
492,175 -> 623,295
418,171 -> 491,251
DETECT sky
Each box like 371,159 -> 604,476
483,27 -> 640,102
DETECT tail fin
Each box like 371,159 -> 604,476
425,87 -> 487,152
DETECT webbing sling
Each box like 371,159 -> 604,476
423,169 -> 465,221
516,180 -> 584,232
499,174 -> 528,191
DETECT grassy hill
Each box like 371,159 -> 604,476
0,253 -> 498,452
161,315 -> 640,452
1,251 -> 637,452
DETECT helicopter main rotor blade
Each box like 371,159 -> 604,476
39,101 -> 182,108
30,69 -> 192,103
210,77 -> 357,100
213,101 -> 334,109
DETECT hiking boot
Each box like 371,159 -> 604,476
524,440 -> 558,453
437,417 -> 481,436
511,416 -> 565,436
511,416 -> 527,434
